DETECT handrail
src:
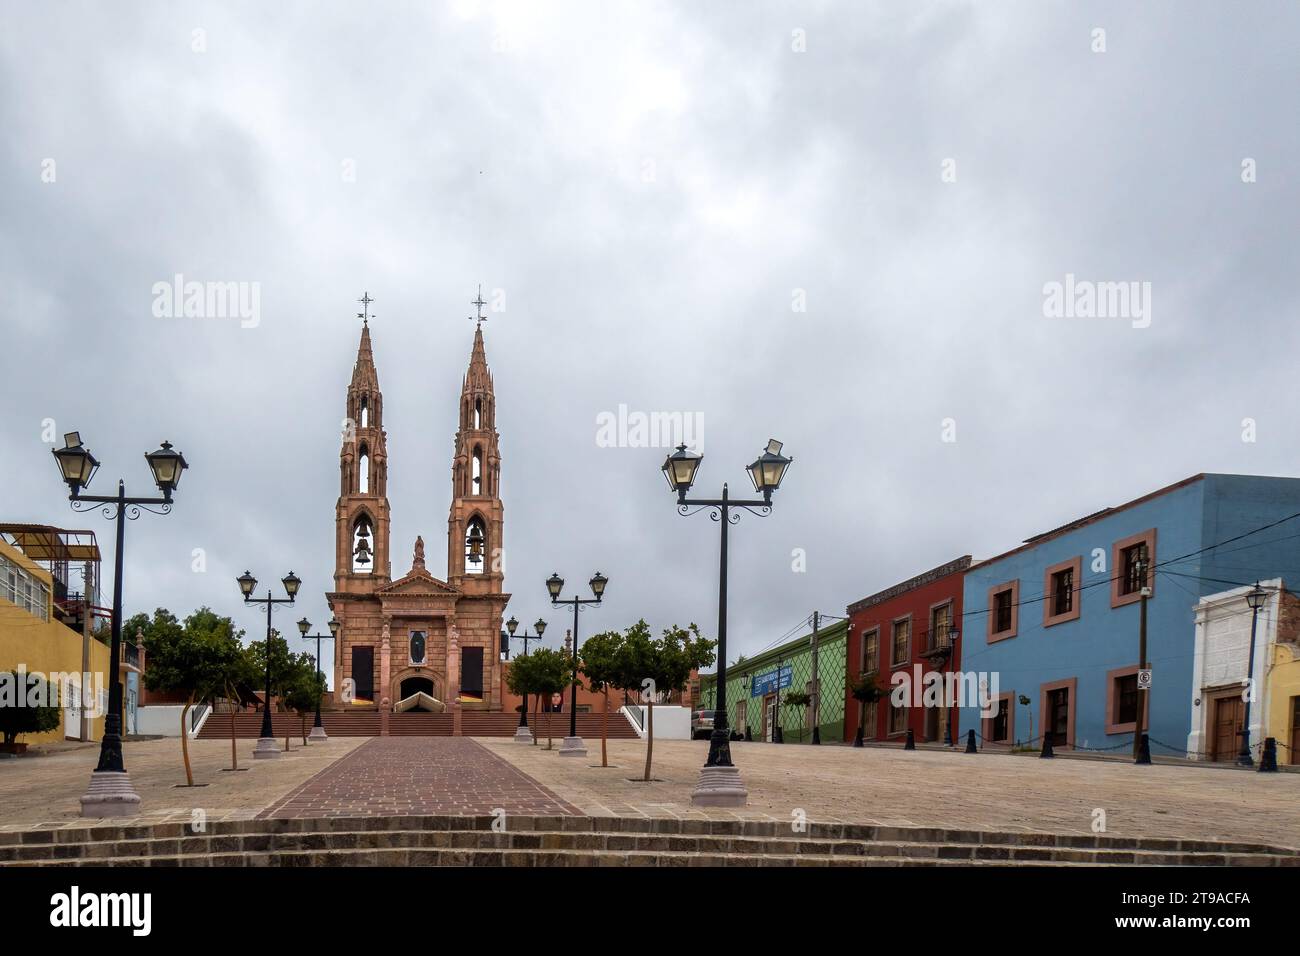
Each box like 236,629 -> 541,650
623,704 -> 644,730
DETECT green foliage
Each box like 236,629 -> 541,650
611,620 -> 715,702
0,671 -> 61,745
141,607 -> 251,705
282,666 -> 326,715
578,629 -> 623,693
246,631 -> 316,709
782,690 -> 812,709
524,647 -> 575,698
848,671 -> 885,704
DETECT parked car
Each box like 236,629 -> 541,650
691,710 -> 716,740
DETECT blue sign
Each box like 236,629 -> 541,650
751,665 -> 792,697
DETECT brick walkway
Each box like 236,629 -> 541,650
257,737 -> 580,819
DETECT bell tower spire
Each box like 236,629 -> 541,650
448,289 -> 504,591
336,294 -> 392,588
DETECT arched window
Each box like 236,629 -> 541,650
359,396 -> 369,429
359,443 -> 370,494
352,514 -> 374,573
474,398 -> 482,429
464,516 -> 487,575
472,445 -> 483,494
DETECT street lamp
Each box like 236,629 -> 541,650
662,438 -> 792,807
53,437 -> 188,816
547,571 -> 607,756
52,432 -> 188,818
944,623 -> 960,746
238,570 -> 301,758
297,615 -> 339,742
1238,582 -> 1268,767
504,616 -> 547,743
1132,556 -> 1152,764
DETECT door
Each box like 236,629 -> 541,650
460,646 -> 484,701
924,706 -> 940,742
64,678 -> 80,739
763,695 -> 777,741
352,646 -> 374,702
1290,697 -> 1299,766
1212,695 -> 1243,762
1046,687 -> 1070,746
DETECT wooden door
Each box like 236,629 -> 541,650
1046,688 -> 1070,746
1211,695 -> 1243,761
1289,696 -> 1299,766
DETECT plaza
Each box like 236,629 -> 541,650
3,736 -> 1298,856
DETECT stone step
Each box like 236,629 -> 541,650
4,826 -> 1294,867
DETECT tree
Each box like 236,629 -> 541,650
782,689 -> 812,743
0,671 -> 61,750
513,648 -> 572,750
141,607 -> 249,784
283,665 -> 326,746
579,629 -> 623,768
848,671 -> 885,747
248,633 -> 316,752
611,620 -> 716,782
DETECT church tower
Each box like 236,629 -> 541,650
335,298 -> 392,590
447,302 -> 504,595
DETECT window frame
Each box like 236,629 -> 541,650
890,615 -> 912,669
1042,556 -> 1083,627
1111,529 -> 1157,609
986,580 -> 1019,643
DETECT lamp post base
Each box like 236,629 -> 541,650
691,764 -> 748,807
514,725 -> 534,744
307,726 -> 329,742
80,770 -> 142,818
253,737 -> 282,759
557,736 -> 588,756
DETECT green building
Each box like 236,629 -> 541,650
697,619 -> 846,743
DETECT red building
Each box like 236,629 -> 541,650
844,556 -> 972,745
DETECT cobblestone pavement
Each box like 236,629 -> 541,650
0,736 -> 364,832
258,737 -> 580,819
481,738 -> 1300,848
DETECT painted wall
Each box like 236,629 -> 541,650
956,474 -> 1300,755
698,621 -> 846,743
844,560 -> 968,744
0,539 -> 110,744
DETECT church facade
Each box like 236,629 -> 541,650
327,306 -> 510,713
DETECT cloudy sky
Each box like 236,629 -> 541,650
3,1 -> 1298,679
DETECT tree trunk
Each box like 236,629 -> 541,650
642,701 -> 654,782
230,703 -> 239,770
180,694 -> 194,787
601,687 -> 609,768
532,696 -> 540,746
301,713 -> 308,745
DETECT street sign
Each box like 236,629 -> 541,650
1137,669 -> 1152,689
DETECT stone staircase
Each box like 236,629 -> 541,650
4,815 -> 1296,867
196,711 -> 639,739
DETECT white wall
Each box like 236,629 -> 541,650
1187,579 -> 1278,759
622,704 -> 691,739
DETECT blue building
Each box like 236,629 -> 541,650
955,474 -> 1300,757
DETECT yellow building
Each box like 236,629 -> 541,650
1266,624 -> 1300,766
0,529 -> 110,745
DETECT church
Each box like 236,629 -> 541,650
326,295 -> 509,714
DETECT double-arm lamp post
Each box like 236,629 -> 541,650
504,615 -> 547,743
52,432 -> 188,818
662,439 -> 792,807
237,570 -> 301,759
546,571 -> 607,757
297,615 -> 339,742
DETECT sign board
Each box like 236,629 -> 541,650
751,665 -> 793,697
1137,669 -> 1152,689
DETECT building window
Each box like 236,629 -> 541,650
0,553 -> 49,622
352,514 -> 374,573
861,628 -> 879,674
890,618 -> 910,667
928,603 -> 951,653
464,516 -> 487,575
987,579 -> 1019,642
1115,674 -> 1138,725
888,702 -> 907,735
1043,557 -> 1082,627
1119,544 -> 1147,596
1111,530 -> 1156,608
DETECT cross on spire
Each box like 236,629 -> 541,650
470,285 -> 488,329
358,291 -> 375,326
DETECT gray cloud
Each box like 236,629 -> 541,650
3,1 -> 1298,678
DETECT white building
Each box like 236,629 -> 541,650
1186,578 -> 1279,762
